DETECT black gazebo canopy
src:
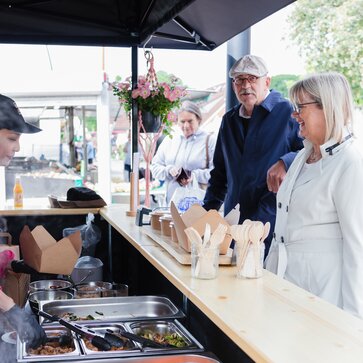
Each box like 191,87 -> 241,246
0,0 -> 295,50
0,0 -> 296,157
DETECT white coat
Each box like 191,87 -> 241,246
265,133 -> 363,318
151,128 -> 216,202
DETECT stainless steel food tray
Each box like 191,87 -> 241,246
126,319 -> 203,353
38,296 -> 184,325
77,322 -> 141,358
17,325 -> 82,362
16,320 -> 206,362
65,353 -> 221,363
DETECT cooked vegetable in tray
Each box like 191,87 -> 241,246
140,330 -> 187,347
60,312 -> 96,321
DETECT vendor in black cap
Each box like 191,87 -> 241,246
0,94 -> 46,349
0,94 -> 41,166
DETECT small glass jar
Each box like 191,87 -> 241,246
75,287 -> 101,299
191,242 -> 219,279
112,283 -> 129,297
94,282 -> 112,297
236,242 -> 265,279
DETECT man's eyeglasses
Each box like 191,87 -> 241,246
293,101 -> 320,114
232,75 -> 261,85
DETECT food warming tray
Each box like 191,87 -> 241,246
126,319 -> 203,353
77,322 -> 140,358
74,353 -> 221,363
17,325 -> 82,362
38,296 -> 185,325
17,320 -> 204,362
17,296 -> 209,362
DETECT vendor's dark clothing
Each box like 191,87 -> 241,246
203,90 -> 303,254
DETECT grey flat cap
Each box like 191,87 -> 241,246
229,55 -> 269,78
0,94 -> 41,133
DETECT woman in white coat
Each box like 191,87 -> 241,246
265,72 -> 363,318
151,101 -> 216,203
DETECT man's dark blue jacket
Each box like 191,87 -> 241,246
203,90 -> 303,253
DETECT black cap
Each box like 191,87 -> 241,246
0,94 -> 41,134
67,187 -> 102,201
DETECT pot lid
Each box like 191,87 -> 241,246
74,256 -> 103,269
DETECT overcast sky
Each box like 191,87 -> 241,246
0,3 -> 305,92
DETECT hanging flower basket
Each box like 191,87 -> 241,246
140,111 -> 161,133
112,51 -> 187,137
112,50 -> 187,208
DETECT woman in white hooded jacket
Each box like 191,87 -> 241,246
151,101 -> 216,203
265,72 -> 363,319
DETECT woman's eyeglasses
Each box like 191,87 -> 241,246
293,101 -> 320,114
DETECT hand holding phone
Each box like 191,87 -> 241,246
176,168 -> 191,186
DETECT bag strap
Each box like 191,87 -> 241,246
205,132 -> 212,169
0,232 -> 12,246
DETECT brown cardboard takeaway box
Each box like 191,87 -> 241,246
20,225 -> 82,275
170,202 -> 232,255
3,271 -> 29,307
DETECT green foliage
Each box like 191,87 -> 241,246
287,0 -> 363,106
271,74 -> 300,98
86,116 -> 97,131
156,71 -> 184,86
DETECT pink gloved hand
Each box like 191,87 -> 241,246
0,250 -> 15,279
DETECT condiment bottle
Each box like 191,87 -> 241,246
13,175 -> 23,208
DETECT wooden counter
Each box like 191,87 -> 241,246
101,204 -> 363,363
0,205 -> 101,216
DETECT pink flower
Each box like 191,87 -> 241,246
138,76 -> 147,85
168,90 -> 178,102
163,84 -> 171,99
139,86 -> 151,99
174,86 -> 186,97
131,89 -> 140,98
167,111 -> 177,122
119,82 -> 130,91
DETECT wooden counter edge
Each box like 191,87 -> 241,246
0,206 -> 101,216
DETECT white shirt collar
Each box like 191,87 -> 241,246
302,128 -> 353,159
239,90 -> 270,118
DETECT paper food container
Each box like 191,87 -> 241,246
3,271 -> 29,307
19,225 -> 82,275
170,202 -> 232,254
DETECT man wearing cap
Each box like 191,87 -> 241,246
0,94 -> 46,351
203,55 -> 303,255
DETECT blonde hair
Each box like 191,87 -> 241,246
289,72 -> 354,142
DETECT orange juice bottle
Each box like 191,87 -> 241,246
13,175 -> 23,208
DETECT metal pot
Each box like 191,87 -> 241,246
71,256 -> 103,284
29,279 -> 73,293
28,290 -> 74,314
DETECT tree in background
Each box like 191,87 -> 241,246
287,0 -> 363,106
156,70 -> 185,86
271,74 -> 300,98
86,116 -> 97,131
